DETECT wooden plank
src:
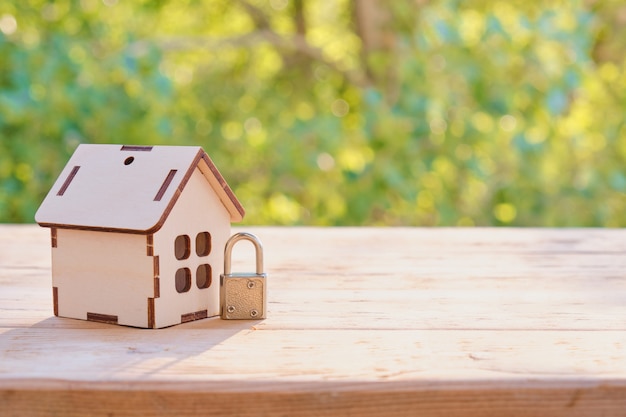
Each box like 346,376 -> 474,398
3,379 -> 626,417
1,225 -> 626,416
1,326 -> 626,379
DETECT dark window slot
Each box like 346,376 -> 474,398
195,232 -> 212,257
120,145 -> 153,151
174,235 -> 191,260
175,268 -> 191,293
154,169 -> 177,201
196,264 -> 212,289
57,166 -> 80,196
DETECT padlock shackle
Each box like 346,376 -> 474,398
223,232 -> 264,275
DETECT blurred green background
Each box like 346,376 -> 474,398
1,0 -> 625,226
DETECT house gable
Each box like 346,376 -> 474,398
35,144 -> 244,233
150,166 -> 230,328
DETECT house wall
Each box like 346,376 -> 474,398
52,229 -> 153,327
152,167 -> 231,328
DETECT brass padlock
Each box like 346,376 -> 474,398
220,232 -> 267,320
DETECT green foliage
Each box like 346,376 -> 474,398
1,0 -> 625,226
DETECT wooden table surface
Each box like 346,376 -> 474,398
2,225 -> 626,416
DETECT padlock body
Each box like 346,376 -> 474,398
220,272 -> 267,319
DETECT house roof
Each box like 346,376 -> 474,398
35,144 -> 245,233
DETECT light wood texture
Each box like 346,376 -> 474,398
53,228 -> 152,326
35,144 -> 242,328
2,225 -> 626,416
151,167 -> 230,328
48,168 -> 231,328
35,144 -> 243,232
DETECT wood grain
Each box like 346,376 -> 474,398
1,225 -> 626,416
34,144 -> 244,232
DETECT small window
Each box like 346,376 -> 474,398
175,268 -> 191,293
196,264 -> 212,289
196,232 -> 212,257
174,235 -> 190,260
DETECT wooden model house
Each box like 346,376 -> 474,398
35,144 -> 245,328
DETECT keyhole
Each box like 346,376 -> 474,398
124,156 -> 134,165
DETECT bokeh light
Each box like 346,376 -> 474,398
0,1 -> 625,226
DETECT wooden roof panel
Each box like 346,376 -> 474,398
35,144 -> 244,232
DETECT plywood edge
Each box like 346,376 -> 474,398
147,234 -> 154,256
144,158 -> 196,234
148,298 -> 155,329
198,152 -> 245,222
52,287 -> 58,316
181,309 -> 208,323
35,223 -> 152,235
146,148 -> 245,231
86,312 -> 119,325
153,255 -> 160,296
